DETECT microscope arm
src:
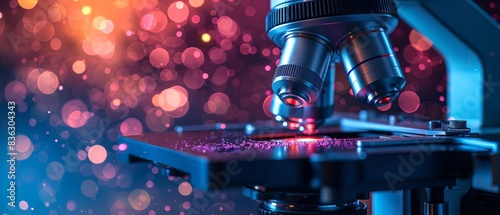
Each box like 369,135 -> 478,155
395,0 -> 500,130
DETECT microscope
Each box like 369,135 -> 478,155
119,0 -> 500,214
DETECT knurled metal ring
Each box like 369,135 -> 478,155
266,0 -> 398,32
273,64 -> 324,93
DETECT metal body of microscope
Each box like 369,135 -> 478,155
267,0 -> 500,213
118,0 -> 500,214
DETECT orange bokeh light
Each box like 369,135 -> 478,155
62,100 -> 90,128
18,0 -> 38,10
140,11 -> 168,33
82,6 -> 92,15
48,4 -> 66,22
168,1 -> 189,23
50,38 -> 62,50
149,48 -> 170,68
37,71 -> 59,95
72,60 -> 86,74
189,0 -> 204,8
217,16 -> 239,38
201,33 -> 210,42
88,145 -> 107,164
409,29 -> 433,51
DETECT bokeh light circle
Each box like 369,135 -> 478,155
160,69 -> 178,81
82,6 -> 92,15
178,182 -> 193,196
182,47 -> 204,69
209,47 -> 227,64
245,6 -> 256,16
204,92 -> 230,115
88,145 -> 107,164
81,179 -> 99,198
149,48 -> 170,68
62,100 -> 90,128
50,38 -> 62,50
128,189 -> 151,211
37,71 -> 59,95
127,42 -> 146,61
72,60 -> 86,74
139,76 -> 157,93
19,200 -> 28,210
262,95 -> 274,118
16,135 -> 31,153
16,135 -> 34,160
409,29 -> 433,51
411,56 -> 433,79
46,161 -> 65,181
18,0 -> 38,10
219,39 -> 232,50
191,14 -> 201,24
217,16 -> 238,38
140,11 -> 168,33
155,86 -> 189,112
22,8 -> 47,33
168,1 -> 190,23
189,0 -> 204,8
77,150 -> 87,160
398,91 -> 421,113
4,81 -> 27,103
116,173 -> 132,188
67,200 -> 76,211
211,66 -> 229,86
34,22 -> 55,42
184,69 -> 205,89
102,163 -> 117,179
377,102 -> 392,111
74,114 -> 105,143
48,4 -> 66,22
201,33 -> 210,42
403,45 -> 423,64
120,118 -> 143,136
145,107 -> 171,132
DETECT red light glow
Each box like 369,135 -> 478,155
280,137 -> 327,143
378,96 -> 392,104
284,97 -> 300,106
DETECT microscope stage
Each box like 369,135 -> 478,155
118,125 -> 490,192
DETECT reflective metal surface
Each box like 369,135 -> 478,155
118,115 -> 499,214
266,0 -> 405,123
338,28 -> 405,106
271,68 -> 335,133
118,120 -> 491,190
259,200 -> 366,215
273,35 -> 333,106
395,0 -> 500,129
